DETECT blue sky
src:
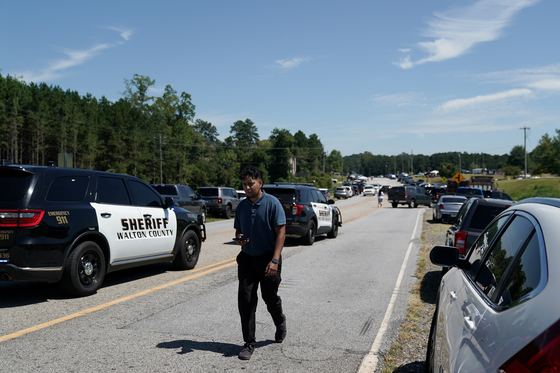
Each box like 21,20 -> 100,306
2,0 -> 559,157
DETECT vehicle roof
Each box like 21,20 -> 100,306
1,162 -> 139,179
263,183 -> 318,190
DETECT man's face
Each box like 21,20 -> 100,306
242,176 -> 263,200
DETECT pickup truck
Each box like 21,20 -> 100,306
152,184 -> 208,223
387,186 -> 432,208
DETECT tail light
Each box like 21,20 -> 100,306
500,318 -> 560,373
405,194 -> 408,199
218,198 -> 222,204
0,210 -> 45,228
292,204 -> 304,215
455,230 -> 467,255
439,203 -> 444,210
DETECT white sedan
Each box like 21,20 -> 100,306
363,185 -> 376,196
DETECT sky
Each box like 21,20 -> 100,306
2,0 -> 559,157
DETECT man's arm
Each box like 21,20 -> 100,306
265,225 -> 285,276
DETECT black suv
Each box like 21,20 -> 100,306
152,184 -> 208,223
445,197 -> 513,256
262,183 -> 342,245
197,186 -> 241,219
0,161 -> 206,296
387,185 -> 432,208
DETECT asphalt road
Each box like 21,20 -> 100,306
0,178 -> 427,373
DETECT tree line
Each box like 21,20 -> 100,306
1,72 -> 555,189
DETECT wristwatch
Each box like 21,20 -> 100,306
271,258 -> 278,264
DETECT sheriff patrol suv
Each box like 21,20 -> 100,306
0,160 -> 206,297
262,183 -> 342,245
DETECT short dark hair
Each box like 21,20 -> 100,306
240,165 -> 263,181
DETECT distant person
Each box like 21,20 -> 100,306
233,165 -> 287,360
377,189 -> 384,208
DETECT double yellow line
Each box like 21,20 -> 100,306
0,257 -> 237,343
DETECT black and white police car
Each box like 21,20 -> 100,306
0,160 -> 206,296
262,183 -> 342,245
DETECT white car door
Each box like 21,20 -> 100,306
310,189 -> 332,232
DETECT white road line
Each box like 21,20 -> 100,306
358,209 -> 424,373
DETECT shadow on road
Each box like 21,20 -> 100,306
157,339 -> 276,357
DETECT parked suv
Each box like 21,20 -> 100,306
262,183 -> 342,245
152,184 -> 207,223
197,186 -> 240,218
445,197 -> 512,256
387,185 -> 431,208
0,161 -> 206,296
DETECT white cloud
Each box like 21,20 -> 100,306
396,0 -> 539,69
480,64 -> 560,91
527,79 -> 560,91
371,92 -> 424,107
107,26 -> 133,41
274,57 -> 312,70
438,88 -> 532,111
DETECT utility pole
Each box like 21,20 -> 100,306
411,149 -> 413,175
520,127 -> 530,178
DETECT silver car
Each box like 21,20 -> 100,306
427,197 -> 560,373
334,186 -> 349,199
432,195 -> 466,223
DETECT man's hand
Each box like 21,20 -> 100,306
265,261 -> 278,276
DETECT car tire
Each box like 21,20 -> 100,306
409,199 -> 417,208
173,230 -> 200,270
327,215 -> 339,238
60,241 -> 106,297
223,205 -> 232,219
392,202 -> 398,208
302,220 -> 316,245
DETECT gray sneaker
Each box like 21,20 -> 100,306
275,314 -> 287,343
238,344 -> 254,360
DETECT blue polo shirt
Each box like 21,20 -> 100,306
234,190 -> 286,256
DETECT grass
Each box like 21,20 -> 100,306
496,177 -> 560,200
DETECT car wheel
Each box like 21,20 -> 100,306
223,205 -> 232,219
409,199 -> 417,208
392,202 -> 398,208
60,241 -> 106,297
327,216 -> 339,238
425,304 -> 439,373
302,220 -> 316,245
173,230 -> 200,270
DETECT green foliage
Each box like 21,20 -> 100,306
439,162 -> 456,178
502,165 -> 522,178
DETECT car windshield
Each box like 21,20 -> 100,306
263,188 -> 295,204
443,197 -> 466,203
0,169 -> 33,205
152,185 -> 178,195
198,188 -> 218,197
457,189 -> 483,196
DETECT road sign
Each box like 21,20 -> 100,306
441,176 -> 447,183
452,172 -> 464,184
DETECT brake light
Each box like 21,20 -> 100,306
218,198 -> 222,204
439,204 -> 444,210
405,194 -> 408,199
292,204 -> 304,215
455,231 -> 467,255
500,318 -> 560,373
0,210 -> 45,228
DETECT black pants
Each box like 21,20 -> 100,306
237,250 -> 283,346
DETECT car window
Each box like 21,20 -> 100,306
198,188 -> 218,197
470,204 -> 508,229
184,186 -> 195,198
128,180 -> 162,207
153,185 -> 178,196
473,215 -> 535,301
455,198 -> 473,227
498,232 -> 541,307
0,171 -> 33,203
97,177 -> 131,205
444,197 -> 466,203
178,187 -> 188,198
467,214 -> 511,273
46,176 -> 90,202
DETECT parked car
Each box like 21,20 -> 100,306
387,185 -> 431,208
483,189 -> 514,201
152,184 -> 207,223
432,195 -> 467,223
455,186 -> 484,198
351,185 -> 360,196
197,186 -> 241,219
426,187 -> 446,204
334,186 -> 350,199
362,185 -> 376,196
427,198 -> 560,373
0,161 -> 206,296
445,197 -> 512,256
262,183 -> 342,245
318,188 -> 330,200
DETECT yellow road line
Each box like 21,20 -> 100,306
0,257 -> 237,344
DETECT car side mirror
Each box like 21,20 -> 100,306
430,245 -> 470,269
165,197 -> 175,208
328,199 -> 335,205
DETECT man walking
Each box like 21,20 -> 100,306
234,166 -> 287,360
